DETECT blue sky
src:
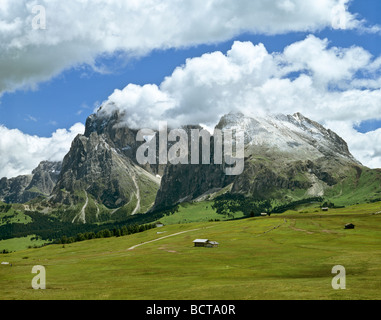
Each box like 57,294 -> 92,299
0,0 -> 380,137
0,0 -> 381,177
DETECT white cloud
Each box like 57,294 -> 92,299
282,35 -> 372,86
0,0 -> 362,96
0,123 -> 85,178
99,35 -> 381,168
324,121 -> 381,169
1,1 -> 381,176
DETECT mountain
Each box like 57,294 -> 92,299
1,110 -> 380,224
153,112 -> 381,209
0,161 -> 62,204
49,108 -> 162,223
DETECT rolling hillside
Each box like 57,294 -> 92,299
1,201 -> 381,300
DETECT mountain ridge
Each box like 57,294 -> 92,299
0,110 -> 380,223
0,161 -> 62,204
153,111 -> 368,210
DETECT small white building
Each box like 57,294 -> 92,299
261,213 -> 268,217
193,239 -> 219,248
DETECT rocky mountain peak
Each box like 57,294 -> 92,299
153,111 -> 364,210
0,109 -> 371,223
0,161 -> 62,204
216,111 -> 359,164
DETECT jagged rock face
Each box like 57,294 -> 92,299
0,175 -> 32,203
155,163 -> 235,210
52,131 -> 137,208
153,129 -> 235,209
84,109 -> 166,176
216,112 -> 359,163
153,112 -> 364,209
30,161 -> 62,195
0,161 -> 62,203
51,109 -> 161,211
2,109 -> 377,221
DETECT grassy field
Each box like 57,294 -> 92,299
0,207 -> 31,227
159,201 -> 245,225
0,235 -> 49,252
0,201 -> 381,300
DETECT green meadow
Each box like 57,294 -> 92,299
159,201 -> 245,225
0,201 -> 381,300
0,235 -> 49,253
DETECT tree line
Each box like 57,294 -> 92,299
212,194 -> 325,217
212,194 -> 273,217
0,204 -> 180,243
56,223 -> 156,245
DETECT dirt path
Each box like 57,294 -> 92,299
255,219 -> 288,237
127,227 -> 213,251
288,219 -> 314,234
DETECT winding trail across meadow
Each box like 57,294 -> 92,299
127,227 -> 213,251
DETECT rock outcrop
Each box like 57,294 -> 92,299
0,161 -> 62,203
